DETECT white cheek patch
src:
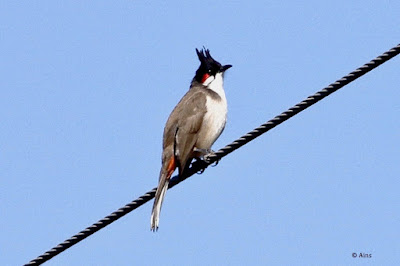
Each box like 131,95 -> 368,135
207,72 -> 224,95
202,75 -> 215,86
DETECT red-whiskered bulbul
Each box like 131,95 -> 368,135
150,48 -> 232,231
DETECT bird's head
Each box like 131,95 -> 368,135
194,48 -> 232,86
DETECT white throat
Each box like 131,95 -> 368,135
197,71 -> 228,150
203,72 -> 225,96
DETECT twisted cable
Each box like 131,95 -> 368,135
25,43 -> 400,265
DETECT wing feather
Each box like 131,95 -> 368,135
163,87 -> 207,175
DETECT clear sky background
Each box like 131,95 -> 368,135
1,1 -> 400,265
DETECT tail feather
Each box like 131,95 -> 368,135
150,178 -> 169,231
151,156 -> 176,231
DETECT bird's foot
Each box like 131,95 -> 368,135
204,152 -> 219,166
194,148 -> 219,166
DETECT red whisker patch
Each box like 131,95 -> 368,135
201,73 -> 210,83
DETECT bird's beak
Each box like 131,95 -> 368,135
221,64 -> 232,72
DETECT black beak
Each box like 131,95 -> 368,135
221,64 -> 232,72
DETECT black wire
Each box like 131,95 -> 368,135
25,43 -> 400,265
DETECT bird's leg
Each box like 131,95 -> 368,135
194,148 -> 219,166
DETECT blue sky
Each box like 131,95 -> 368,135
1,1 -> 400,265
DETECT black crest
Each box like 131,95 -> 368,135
196,48 -> 222,69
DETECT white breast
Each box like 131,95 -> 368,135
197,73 -> 228,149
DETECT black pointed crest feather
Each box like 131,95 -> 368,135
196,48 -> 220,68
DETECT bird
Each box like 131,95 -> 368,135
150,48 -> 232,231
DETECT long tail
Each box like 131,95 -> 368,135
150,157 -> 176,231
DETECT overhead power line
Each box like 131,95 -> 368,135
25,43 -> 400,265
